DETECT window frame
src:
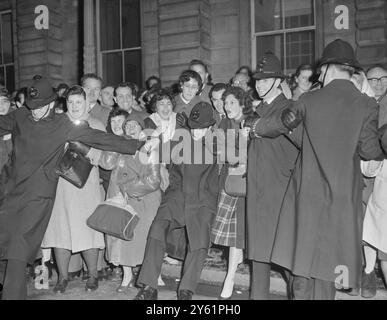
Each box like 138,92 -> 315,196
96,0 -> 143,84
0,9 -> 14,90
250,0 -> 317,74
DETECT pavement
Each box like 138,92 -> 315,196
25,259 -> 387,300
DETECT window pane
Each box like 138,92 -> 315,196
122,0 -> 141,48
0,67 -> 4,87
2,13 -> 14,64
256,34 -> 284,70
100,0 -> 121,51
124,50 -> 142,87
5,64 -> 15,93
255,0 -> 282,32
285,30 -> 314,71
102,52 -> 123,86
284,0 -> 314,29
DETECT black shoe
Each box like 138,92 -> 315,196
82,270 -> 89,281
361,270 -> 377,298
85,276 -> 99,292
133,286 -> 158,300
68,270 -> 82,281
53,278 -> 69,294
98,268 -> 111,281
178,289 -> 193,300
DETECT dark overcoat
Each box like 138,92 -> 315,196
148,131 -> 219,254
246,94 -> 300,262
0,108 -> 142,263
255,80 -> 385,288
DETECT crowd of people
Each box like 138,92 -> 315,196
1,38 -> 387,300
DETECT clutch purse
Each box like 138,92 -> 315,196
87,197 -> 140,241
55,142 -> 93,188
224,164 -> 246,197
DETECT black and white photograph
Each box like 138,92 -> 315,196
0,0 -> 387,305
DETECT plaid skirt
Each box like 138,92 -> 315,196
211,190 -> 245,248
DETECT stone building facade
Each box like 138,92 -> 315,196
1,0 -> 386,91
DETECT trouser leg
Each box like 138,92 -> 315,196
179,247 -> 207,293
2,259 -> 28,300
137,238 -> 166,289
292,276 -> 336,300
250,261 -> 271,300
312,278 -> 336,300
0,259 -> 6,285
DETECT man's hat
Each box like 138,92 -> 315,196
188,101 -> 216,129
252,52 -> 285,80
25,78 -> 57,110
318,39 -> 362,70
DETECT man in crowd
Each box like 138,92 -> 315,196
134,102 -> 218,300
189,59 -> 212,103
114,82 -> 148,122
367,65 -> 387,125
246,39 -> 387,299
98,85 -> 115,126
209,83 -> 227,126
0,77 -> 150,299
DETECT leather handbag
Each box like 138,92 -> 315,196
224,163 -> 246,197
55,142 -> 93,188
87,196 -> 140,241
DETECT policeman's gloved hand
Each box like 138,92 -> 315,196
176,112 -> 188,128
281,108 -> 301,132
243,113 -> 261,129
68,141 -> 91,157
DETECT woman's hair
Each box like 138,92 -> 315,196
148,88 -> 176,113
145,76 -> 162,90
236,65 -> 252,77
66,85 -> 86,100
106,108 -> 129,133
53,97 -> 67,113
178,70 -> 203,94
295,64 -> 314,78
222,85 -> 246,107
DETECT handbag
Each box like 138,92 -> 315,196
55,142 -> 93,188
86,196 -> 140,241
224,163 -> 246,197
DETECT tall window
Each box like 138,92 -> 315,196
251,0 -> 316,75
97,0 -> 142,86
0,10 -> 14,92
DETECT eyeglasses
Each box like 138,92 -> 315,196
368,76 -> 387,86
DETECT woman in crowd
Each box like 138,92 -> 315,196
211,86 -> 249,299
174,70 -> 202,117
99,114 -> 162,293
144,88 -> 177,142
290,64 -> 314,101
41,86 -> 106,293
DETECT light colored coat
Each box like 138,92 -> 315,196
362,160 -> 387,253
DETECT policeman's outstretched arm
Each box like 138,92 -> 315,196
67,121 -> 144,155
0,110 -> 16,137
245,100 -> 305,139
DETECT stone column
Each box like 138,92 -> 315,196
83,0 -> 96,74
